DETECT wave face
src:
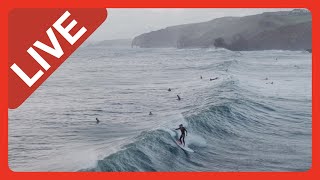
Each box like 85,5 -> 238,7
9,47 -> 311,171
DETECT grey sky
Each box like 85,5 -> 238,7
89,8 -> 294,41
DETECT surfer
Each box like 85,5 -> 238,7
177,95 -> 181,101
200,75 -> 203,79
149,111 -> 153,115
168,88 -> 171,92
175,124 -> 187,146
96,118 -> 100,124
210,77 -> 218,81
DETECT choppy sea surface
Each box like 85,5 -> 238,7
9,47 -> 311,172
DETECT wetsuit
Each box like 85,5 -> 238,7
175,127 -> 187,146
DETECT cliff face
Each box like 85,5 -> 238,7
247,21 -> 311,50
132,9 -> 311,51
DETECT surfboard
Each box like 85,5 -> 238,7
175,140 -> 194,153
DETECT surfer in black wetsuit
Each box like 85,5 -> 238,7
177,95 -> 181,100
96,118 -> 100,124
175,124 -> 187,146
210,77 -> 219,81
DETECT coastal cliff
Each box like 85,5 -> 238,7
132,9 -> 311,51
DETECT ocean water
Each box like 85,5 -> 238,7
9,47 -> 311,172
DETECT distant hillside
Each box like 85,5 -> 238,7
132,9 -> 311,51
90,39 -> 132,47
247,21 -> 311,50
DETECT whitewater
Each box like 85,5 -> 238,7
9,47 -> 311,172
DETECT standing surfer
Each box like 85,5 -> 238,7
175,124 -> 187,146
